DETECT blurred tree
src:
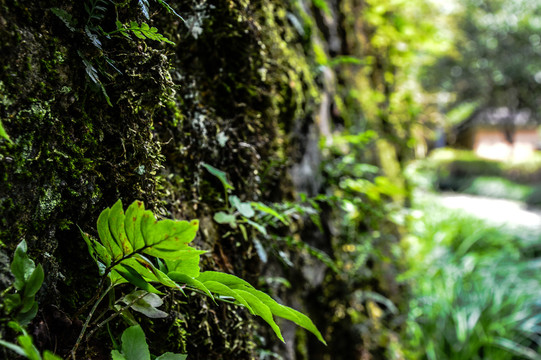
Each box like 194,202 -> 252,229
422,0 -> 541,124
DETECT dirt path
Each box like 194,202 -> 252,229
437,192 -> 541,240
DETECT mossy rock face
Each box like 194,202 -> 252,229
0,0 -> 321,359
151,1 -> 320,358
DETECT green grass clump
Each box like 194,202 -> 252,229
402,200 -> 541,360
462,176 -> 536,202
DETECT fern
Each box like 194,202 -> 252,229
78,51 -> 113,106
81,200 -> 202,292
138,0 -> 150,20
195,271 -> 327,344
154,0 -> 185,22
85,0 -> 109,25
50,8 -> 78,31
82,200 -> 326,344
114,21 -> 175,45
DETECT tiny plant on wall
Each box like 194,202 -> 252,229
0,241 -> 62,360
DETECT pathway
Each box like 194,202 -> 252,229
437,192 -> 541,242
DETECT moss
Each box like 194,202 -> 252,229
147,0 -> 324,358
1,0 -> 329,358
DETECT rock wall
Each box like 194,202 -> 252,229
0,0 -> 325,359
0,0 -> 407,359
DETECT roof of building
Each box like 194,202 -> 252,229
456,107 -> 540,133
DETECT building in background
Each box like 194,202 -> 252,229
452,107 -> 540,161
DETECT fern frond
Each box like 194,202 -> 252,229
84,200 -> 202,289
85,0 -> 110,24
114,21 -> 175,45
154,0 -> 185,22
82,200 -> 327,345
195,271 -> 327,344
138,0 -> 150,20
50,8 -> 78,31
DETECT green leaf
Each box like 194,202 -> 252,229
251,202 -> 289,225
16,302 -> 38,326
116,20 -> 130,38
156,258 -> 167,273
213,212 -> 237,227
124,21 -> 175,44
155,0 -> 185,21
137,0 -> 150,19
81,227 -> 111,269
24,264 -> 44,298
80,227 -> 97,263
167,272 -> 213,299
201,280 -> 252,312
196,271 -> 254,289
155,353 -> 187,360
197,273 -> 326,344
50,7 -> 77,32
109,269 -> 128,286
141,217 -> 200,259
312,0 -> 331,16
239,224 -> 248,241
124,200 -> 146,251
109,200 -> 132,255
164,251 -> 202,278
17,334 -> 41,360
0,339 -> 26,357
8,320 -> 24,332
235,289 -> 284,342
87,200 -> 203,291
143,217 -> 199,246
4,293 -> 21,312
236,286 -> 326,345
121,291 -> 168,319
121,325 -> 151,360
115,264 -> 163,295
11,240 -> 35,291
92,239 -> 112,269
119,257 -> 163,285
230,196 -> 255,218
202,163 -> 234,191
20,295 -> 36,313
111,350 -> 127,360
245,219 -> 267,236
0,119 -> 12,143
132,255 -> 179,288
43,351 -> 63,360
98,208 -> 123,260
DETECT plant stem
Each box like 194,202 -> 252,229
85,292 -> 165,342
70,283 -> 114,359
0,285 -> 13,298
74,277 -> 107,318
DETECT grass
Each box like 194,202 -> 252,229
402,197 -> 541,360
